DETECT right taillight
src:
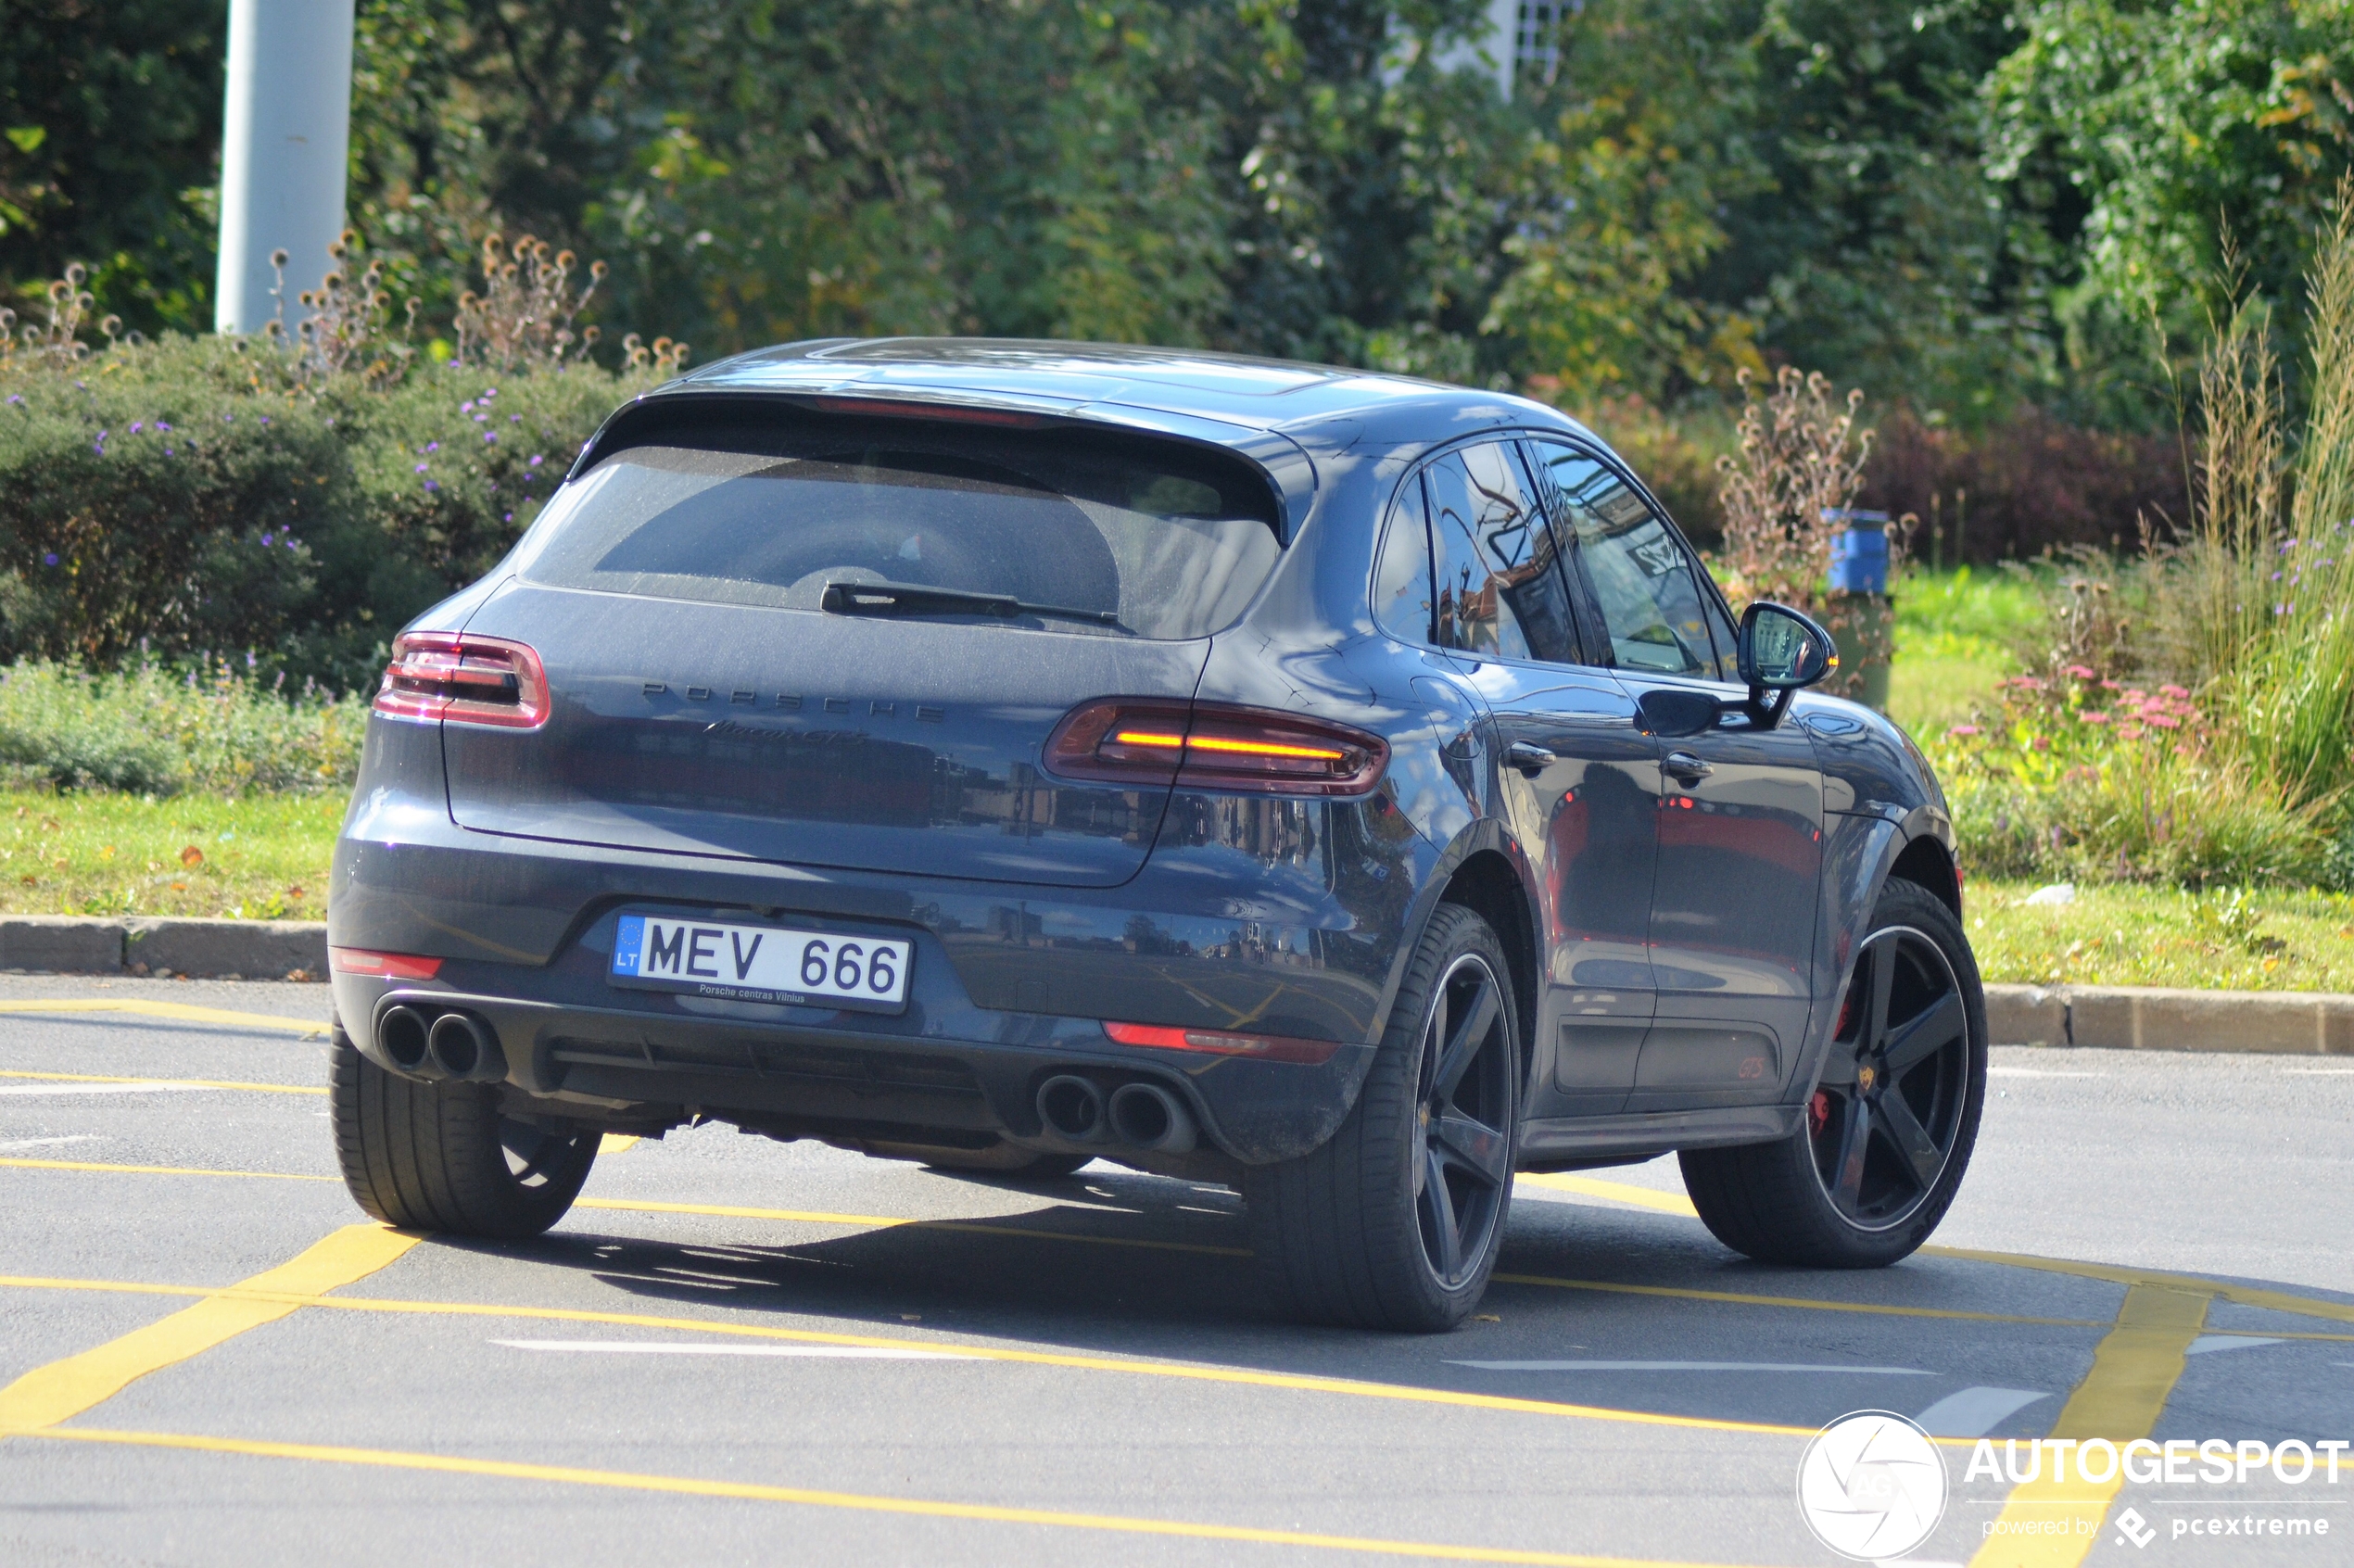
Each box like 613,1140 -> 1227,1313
373,632 -> 550,729
1044,699 -> 1387,796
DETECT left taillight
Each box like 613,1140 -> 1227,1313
373,631 -> 549,729
1044,699 -> 1387,797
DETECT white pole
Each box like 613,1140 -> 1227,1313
213,0 -> 357,335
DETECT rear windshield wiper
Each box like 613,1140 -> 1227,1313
821,579 -> 1121,627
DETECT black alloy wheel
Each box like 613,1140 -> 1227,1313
1415,953 -> 1515,1287
1678,878 -> 1986,1269
1807,926 -> 1972,1230
1243,902 -> 1521,1331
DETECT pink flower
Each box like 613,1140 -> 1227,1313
2119,725 -> 2146,740
2031,736 -> 2052,752
2100,678 -> 2120,690
1947,725 -> 1981,738
2081,711 -> 2110,725
2158,684 -> 2189,699
2066,664 -> 2095,679
2123,689 -> 2146,703
2146,714 -> 2180,729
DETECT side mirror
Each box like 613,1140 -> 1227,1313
1736,602 -> 1838,727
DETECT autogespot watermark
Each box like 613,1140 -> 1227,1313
1799,1418 -> 2351,1559
1796,1411 -> 1949,1562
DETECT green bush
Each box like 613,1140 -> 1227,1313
0,656 -> 364,794
0,336 -> 658,689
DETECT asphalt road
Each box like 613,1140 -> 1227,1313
1,974 -> 2349,1568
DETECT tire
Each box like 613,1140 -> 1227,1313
1678,878 -> 1986,1268
1242,904 -> 1520,1332
330,1017 -> 598,1239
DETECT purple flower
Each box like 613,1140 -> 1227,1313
163,448 -> 173,456
259,415 -> 271,425
509,413 -> 521,423
261,534 -> 273,546
42,552 -> 57,566
461,401 -> 475,413
484,387 -> 498,398
503,512 -> 513,522
528,454 -> 543,467
156,421 -> 171,432
484,432 -> 496,444
5,394 -> 19,405
424,479 -> 439,492
424,440 -> 439,453
130,422 -> 143,434
414,462 -> 429,474
92,441 -> 103,453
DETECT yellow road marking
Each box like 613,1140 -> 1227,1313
1968,1284 -> 2209,1568
0,1271 -> 1832,1439
0,999 -> 326,1035
0,1157 -> 335,1181
597,1134 -> 639,1154
25,1427 -> 1777,1568
0,1069 -> 323,1096
1492,1273 -> 2109,1330
1518,1173 -> 1699,1215
17,1154 -> 2354,1332
0,1224 -> 417,1433
1928,1246 -> 2354,1328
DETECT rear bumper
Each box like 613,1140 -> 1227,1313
338,974 -> 1375,1166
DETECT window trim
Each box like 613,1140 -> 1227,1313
1367,434 -> 1597,673
1519,434 -> 1745,686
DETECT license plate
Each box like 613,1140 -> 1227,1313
608,914 -> 913,1013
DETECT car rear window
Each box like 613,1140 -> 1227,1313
504,413 -> 1284,639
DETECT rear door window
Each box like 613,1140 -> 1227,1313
1423,442 -> 1581,664
508,419 -> 1283,640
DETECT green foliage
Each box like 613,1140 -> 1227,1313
0,656 -> 363,795
0,1 -> 225,335
0,336 -> 653,687
1987,0 -> 2354,338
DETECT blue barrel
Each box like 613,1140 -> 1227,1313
1826,511 -> 1891,594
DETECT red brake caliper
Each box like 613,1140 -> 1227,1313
1808,1090 -> 1830,1136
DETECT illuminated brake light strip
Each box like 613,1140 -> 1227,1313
1109,730 -> 1345,761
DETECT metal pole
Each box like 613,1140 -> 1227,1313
213,0 -> 357,335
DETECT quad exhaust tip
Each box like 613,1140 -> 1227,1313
1036,1075 -> 1198,1154
1036,1075 -> 1107,1143
373,1004 -> 506,1084
1107,1082 -> 1197,1154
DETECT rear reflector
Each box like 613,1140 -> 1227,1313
1045,699 -> 1386,796
329,948 -> 444,980
373,631 -> 550,729
1102,1021 -> 1343,1065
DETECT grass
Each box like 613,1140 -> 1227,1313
0,790 -> 340,919
1967,878 -> 2354,993
1885,565 -> 2040,738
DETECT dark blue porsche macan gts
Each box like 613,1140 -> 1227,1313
326,339 -> 1987,1331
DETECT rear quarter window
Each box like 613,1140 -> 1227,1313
507,414 -> 1283,640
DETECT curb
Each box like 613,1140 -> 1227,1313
1985,982 -> 2354,1056
0,915 -> 326,981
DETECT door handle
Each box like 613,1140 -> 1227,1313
1663,750 -> 1714,782
1504,741 -> 1556,778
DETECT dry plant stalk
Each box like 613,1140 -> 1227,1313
1713,366 -> 1892,695
2,261 -> 105,368
454,234 -> 613,371
286,231 -> 418,385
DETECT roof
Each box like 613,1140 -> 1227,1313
664,336 -> 1588,452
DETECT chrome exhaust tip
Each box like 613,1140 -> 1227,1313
1107,1081 -> 1197,1154
1036,1075 -> 1107,1142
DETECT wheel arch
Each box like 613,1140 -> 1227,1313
1885,833 -> 1960,916
1432,846 -> 1543,1098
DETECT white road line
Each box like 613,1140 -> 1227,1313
1912,1386 -> 2050,1436
0,1082 -> 215,1096
1987,1068 -> 2101,1078
2283,1069 -> 2354,1075
491,1339 -> 980,1360
0,1133 -> 106,1152
2185,1334 -> 2284,1355
1447,1359 -> 1936,1374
